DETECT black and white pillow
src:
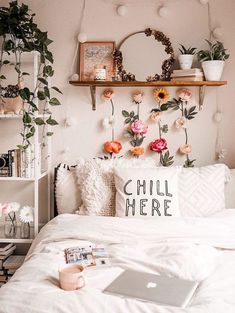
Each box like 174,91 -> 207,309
114,167 -> 181,218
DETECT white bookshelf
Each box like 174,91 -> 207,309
0,51 -> 51,243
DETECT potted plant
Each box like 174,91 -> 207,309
178,45 -> 197,70
0,1 -> 62,150
197,40 -> 229,81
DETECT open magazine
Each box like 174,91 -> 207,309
64,245 -> 110,267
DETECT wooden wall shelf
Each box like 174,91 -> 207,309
69,80 -> 227,110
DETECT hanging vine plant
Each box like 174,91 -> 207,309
0,1 -> 62,150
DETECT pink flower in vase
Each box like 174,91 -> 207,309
150,138 -> 168,153
131,120 -> 148,135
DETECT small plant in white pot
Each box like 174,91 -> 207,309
178,45 -> 197,70
197,40 -> 229,81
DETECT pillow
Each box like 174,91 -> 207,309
225,169 -> 235,208
114,167 -> 181,218
55,162 -> 84,214
178,164 -> 230,217
76,158 -> 157,216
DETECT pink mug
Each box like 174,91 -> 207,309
59,264 -> 85,291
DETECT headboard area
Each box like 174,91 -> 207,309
54,161 -> 235,217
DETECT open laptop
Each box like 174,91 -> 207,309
103,269 -> 198,308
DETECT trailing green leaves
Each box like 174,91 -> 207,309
184,106 -> 197,120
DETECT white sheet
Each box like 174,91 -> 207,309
1,211 -> 235,313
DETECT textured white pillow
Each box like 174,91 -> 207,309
76,158 -> 157,216
178,164 -> 230,217
55,163 -> 83,214
114,167 -> 181,218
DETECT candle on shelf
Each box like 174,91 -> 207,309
94,65 -> 106,81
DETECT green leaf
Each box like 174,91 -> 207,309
49,97 -> 61,106
23,112 -> 32,124
46,116 -> 58,126
22,72 -> 30,76
125,118 -> 131,124
130,111 -> 135,118
122,110 -> 129,117
26,132 -> 34,139
46,132 -> 54,136
19,88 -> 30,101
0,75 -> 6,80
34,117 -> 45,125
38,77 -> 48,85
37,91 -> 46,100
3,60 -> 10,65
43,65 -> 54,77
52,86 -> 63,94
44,86 -> 50,98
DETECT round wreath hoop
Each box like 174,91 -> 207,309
113,28 -> 175,82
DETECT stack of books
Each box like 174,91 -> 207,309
0,243 -> 16,287
171,68 -> 204,81
3,255 -> 25,281
0,146 -> 36,178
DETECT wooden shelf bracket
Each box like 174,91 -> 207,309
90,85 -> 96,111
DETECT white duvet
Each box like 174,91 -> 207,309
1,210 -> 235,313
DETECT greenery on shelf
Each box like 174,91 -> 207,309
0,1 -> 62,149
179,44 -> 197,55
197,40 -> 230,62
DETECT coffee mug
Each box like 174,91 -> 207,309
59,264 -> 85,291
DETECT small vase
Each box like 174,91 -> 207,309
4,212 -> 17,238
178,54 -> 194,70
202,60 -> 225,81
20,222 -> 30,239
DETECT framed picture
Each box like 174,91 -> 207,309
79,41 -> 115,81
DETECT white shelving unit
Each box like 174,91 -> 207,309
0,51 -> 51,244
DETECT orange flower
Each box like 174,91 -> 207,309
104,141 -> 122,154
102,89 -> 114,101
130,146 -> 145,156
179,144 -> 192,154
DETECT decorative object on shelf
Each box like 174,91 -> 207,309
77,32 -> 87,44
0,0 -> 62,150
19,206 -> 34,239
79,42 -> 115,81
113,28 -> 175,82
178,45 -> 197,70
94,65 -> 107,81
116,4 -> 128,17
197,40 -> 229,81
158,6 -> 168,18
149,88 -> 174,167
70,73 -> 79,81
1,202 -> 20,238
0,83 -> 23,115
122,91 -> 147,157
171,68 -> 204,82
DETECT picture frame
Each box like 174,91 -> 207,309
79,41 -> 115,81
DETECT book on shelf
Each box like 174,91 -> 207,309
0,243 -> 13,253
0,145 -> 40,178
0,245 -> 16,260
65,245 -> 110,267
3,255 -> 25,269
171,75 -> 204,82
171,68 -> 203,76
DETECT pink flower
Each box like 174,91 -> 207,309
102,89 -> 114,101
131,120 -> 148,135
132,91 -> 144,104
177,88 -> 192,102
179,144 -> 192,154
150,138 -> 168,153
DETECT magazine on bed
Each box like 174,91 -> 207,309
65,245 -> 111,267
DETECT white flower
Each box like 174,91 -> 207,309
2,202 -> 20,215
102,116 -> 115,129
19,206 -> 34,223
175,117 -> 187,129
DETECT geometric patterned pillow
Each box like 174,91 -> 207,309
178,164 -> 230,217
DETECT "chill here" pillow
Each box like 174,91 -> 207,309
114,167 -> 181,218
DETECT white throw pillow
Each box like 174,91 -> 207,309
55,161 -> 85,214
114,167 -> 181,218
178,164 -> 230,217
76,158 -> 157,216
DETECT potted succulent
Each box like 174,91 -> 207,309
197,40 -> 229,81
178,45 -> 197,70
0,1 -> 62,149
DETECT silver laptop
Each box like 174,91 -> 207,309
103,270 -> 198,308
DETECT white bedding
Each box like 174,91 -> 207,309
1,211 -> 235,313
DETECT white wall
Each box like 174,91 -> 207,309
1,0 -> 235,168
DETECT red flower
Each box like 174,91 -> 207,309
149,138 -> 168,153
104,141 -> 122,154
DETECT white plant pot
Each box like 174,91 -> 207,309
178,54 -> 194,70
202,60 -> 225,81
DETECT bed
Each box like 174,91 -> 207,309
0,161 -> 235,313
